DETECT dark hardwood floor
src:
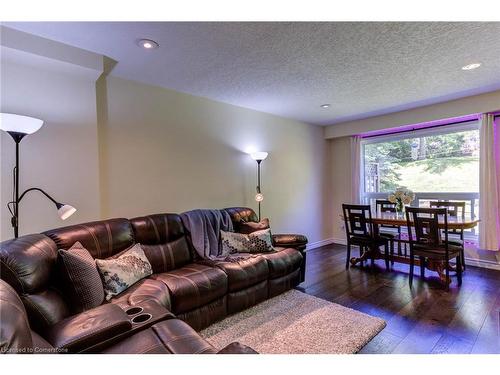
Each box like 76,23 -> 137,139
299,243 -> 500,354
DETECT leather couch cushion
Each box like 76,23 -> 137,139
101,319 -> 218,354
31,331 -> 55,353
213,256 -> 269,292
177,297 -> 226,331
223,207 -> 259,231
217,342 -> 258,354
260,248 -> 303,279
22,289 -> 71,334
110,278 -> 171,310
227,280 -> 268,314
239,218 -> 270,234
152,319 -> 217,354
43,218 -> 134,259
272,234 -> 308,249
130,214 -> 192,273
0,280 -> 33,353
44,303 -> 132,353
58,242 -> 104,312
152,264 -> 227,314
268,268 -> 301,298
0,234 -> 58,294
100,328 -> 171,354
140,238 -> 192,274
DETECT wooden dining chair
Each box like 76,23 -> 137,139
375,199 -> 403,262
342,204 -> 390,271
429,201 -> 466,270
405,207 -> 463,290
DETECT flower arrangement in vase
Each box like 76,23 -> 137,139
388,187 -> 415,213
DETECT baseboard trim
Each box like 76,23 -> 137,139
332,237 -> 347,246
306,238 -> 335,250
330,238 -> 500,271
464,257 -> 500,271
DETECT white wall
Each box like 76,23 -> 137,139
325,90 -> 500,138
0,27 -> 333,245
328,136 -> 353,242
0,60 -> 101,239
99,76 -> 332,244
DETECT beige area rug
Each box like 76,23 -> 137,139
200,289 -> 386,354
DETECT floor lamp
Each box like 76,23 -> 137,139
250,151 -> 268,221
1,113 -> 77,238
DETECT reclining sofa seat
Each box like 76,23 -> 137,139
223,207 -> 308,286
0,206 -> 306,353
0,279 -> 253,354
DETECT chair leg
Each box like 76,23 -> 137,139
461,247 -> 466,271
385,243 -> 390,271
346,244 -> 351,269
419,256 -> 425,278
390,240 -> 395,266
409,254 -> 414,288
456,256 -> 463,286
445,259 -> 450,291
397,229 -> 402,255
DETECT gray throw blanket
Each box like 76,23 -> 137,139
180,209 -> 234,260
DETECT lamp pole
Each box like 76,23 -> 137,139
257,159 -> 262,221
250,151 -> 268,222
14,141 -> 19,238
1,115 -> 77,239
7,132 -> 27,239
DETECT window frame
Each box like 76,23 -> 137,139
359,121 -> 480,237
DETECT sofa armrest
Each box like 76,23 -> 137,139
217,342 -> 258,354
44,303 -> 132,353
272,234 -> 308,250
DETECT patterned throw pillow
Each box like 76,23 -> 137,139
221,229 -> 274,254
239,218 -> 270,234
58,242 -> 105,312
95,244 -> 153,301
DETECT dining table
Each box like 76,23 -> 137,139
348,211 -> 480,283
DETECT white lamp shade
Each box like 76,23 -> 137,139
0,113 -> 44,135
250,151 -> 268,161
58,204 -> 77,220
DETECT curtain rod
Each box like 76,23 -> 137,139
361,117 -> 478,139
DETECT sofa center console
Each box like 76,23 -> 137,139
118,300 -> 175,329
44,301 -> 175,353
83,301 -> 175,353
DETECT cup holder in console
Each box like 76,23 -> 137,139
125,306 -> 143,316
131,313 -> 152,324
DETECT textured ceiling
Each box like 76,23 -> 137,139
3,22 -> 500,125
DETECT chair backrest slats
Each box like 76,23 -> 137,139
376,199 -> 397,213
342,204 -> 373,238
429,201 -> 465,218
406,207 -> 448,247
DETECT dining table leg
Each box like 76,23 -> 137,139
350,245 -> 383,267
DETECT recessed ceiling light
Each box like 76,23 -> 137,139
320,104 -> 331,108
461,63 -> 481,70
137,39 -> 159,50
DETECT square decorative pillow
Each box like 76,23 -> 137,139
239,218 -> 270,234
58,242 -> 105,312
95,244 -> 153,301
221,228 -> 274,254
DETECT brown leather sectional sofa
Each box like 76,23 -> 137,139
0,207 -> 307,354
